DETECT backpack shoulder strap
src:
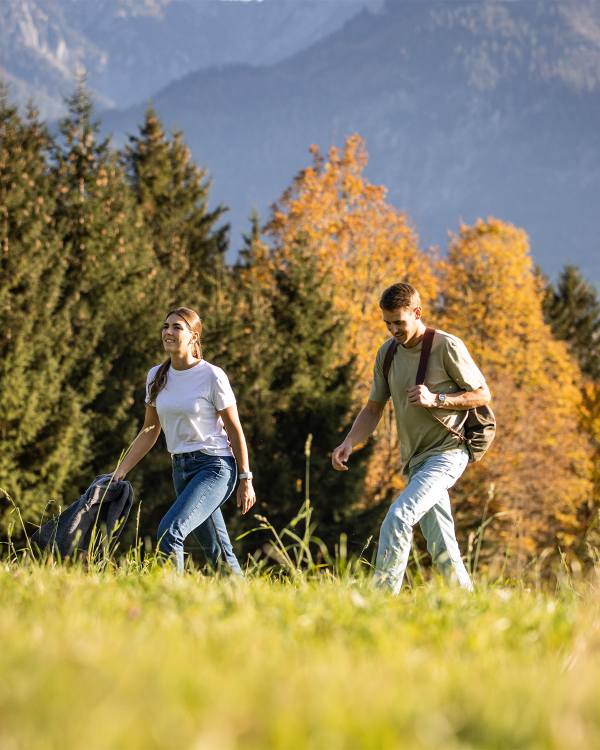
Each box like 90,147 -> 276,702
416,327 -> 436,386
382,339 -> 398,384
417,327 -> 470,444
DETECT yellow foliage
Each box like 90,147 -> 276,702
244,142 -> 595,562
259,135 -> 437,510
440,219 -> 593,561
264,134 -> 436,400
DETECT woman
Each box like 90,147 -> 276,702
113,307 -> 255,574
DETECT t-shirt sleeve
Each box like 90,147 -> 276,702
444,337 -> 485,392
146,368 -> 157,407
212,368 -> 237,411
368,345 -> 392,403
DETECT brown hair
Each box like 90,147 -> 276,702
147,307 -> 203,405
379,282 -> 421,311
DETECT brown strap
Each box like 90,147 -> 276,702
382,339 -> 398,384
416,327 -> 436,385
381,327 -> 468,444
416,327 -> 470,445
428,409 -> 469,443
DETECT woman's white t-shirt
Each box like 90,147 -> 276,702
146,360 -> 236,456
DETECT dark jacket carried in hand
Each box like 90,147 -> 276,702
32,475 -> 133,558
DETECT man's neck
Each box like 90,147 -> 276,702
402,321 -> 427,349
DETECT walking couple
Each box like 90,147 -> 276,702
115,282 -> 491,591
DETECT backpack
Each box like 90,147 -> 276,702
382,327 -> 496,462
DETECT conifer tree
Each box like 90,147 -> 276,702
123,105 -> 228,308
117,107 -> 230,539
263,135 -> 436,519
541,267 -> 600,553
213,220 -> 373,558
542,264 -> 600,381
51,74 -> 156,499
0,87 -> 84,528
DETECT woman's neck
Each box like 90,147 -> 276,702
170,351 -> 202,371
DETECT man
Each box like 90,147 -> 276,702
332,282 -> 490,592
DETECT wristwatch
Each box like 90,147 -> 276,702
239,471 -> 253,480
437,394 -> 447,408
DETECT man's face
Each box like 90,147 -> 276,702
382,305 -> 422,346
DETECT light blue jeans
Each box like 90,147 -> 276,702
158,451 -> 243,575
374,449 -> 471,593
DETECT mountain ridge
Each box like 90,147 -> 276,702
1,0 -> 373,117
101,0 -> 600,279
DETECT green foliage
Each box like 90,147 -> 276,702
51,74 -> 157,501
0,83 -> 234,543
542,264 -> 600,381
212,228 -> 373,555
121,107 -> 230,537
0,87 -> 86,527
123,105 -> 228,305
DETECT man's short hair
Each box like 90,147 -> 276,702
379,283 -> 421,311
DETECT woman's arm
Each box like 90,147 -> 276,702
112,405 -> 161,482
218,403 -> 256,514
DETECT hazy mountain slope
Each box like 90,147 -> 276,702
102,0 -> 600,279
0,0 -> 111,118
0,0 -> 371,117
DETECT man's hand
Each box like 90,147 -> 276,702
237,479 -> 256,514
332,440 -> 353,471
406,385 -> 438,408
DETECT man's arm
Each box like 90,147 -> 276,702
332,399 -> 387,471
406,382 -> 491,410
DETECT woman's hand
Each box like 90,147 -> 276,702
112,465 -> 128,483
218,404 -> 255,514
237,479 -> 256,514
110,407 -> 160,483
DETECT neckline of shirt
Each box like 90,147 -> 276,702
169,360 -> 205,375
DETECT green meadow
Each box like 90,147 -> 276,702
1,558 -> 599,750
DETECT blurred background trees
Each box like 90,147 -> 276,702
1,81 -> 598,576
439,219 -> 593,573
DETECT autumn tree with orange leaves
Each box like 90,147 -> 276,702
222,138 -> 596,569
439,219 -> 593,574
262,135 -> 437,520
208,137 -> 439,551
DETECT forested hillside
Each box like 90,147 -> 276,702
2,80 -> 600,575
103,0 -> 600,281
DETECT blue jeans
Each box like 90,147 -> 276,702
373,449 -> 472,593
157,451 -> 243,575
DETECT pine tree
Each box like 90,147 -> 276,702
212,222 -> 373,559
0,86 -> 85,529
263,135 -> 437,521
541,267 -> 600,556
118,106 -> 230,541
542,264 -> 600,381
51,73 -> 156,500
123,105 -> 228,308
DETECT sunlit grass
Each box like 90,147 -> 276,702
1,560 -> 600,750
2,441 -> 599,749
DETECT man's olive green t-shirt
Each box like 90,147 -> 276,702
369,329 -> 485,474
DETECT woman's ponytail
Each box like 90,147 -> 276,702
147,358 -> 172,406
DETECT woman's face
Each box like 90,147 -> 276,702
162,314 -> 197,356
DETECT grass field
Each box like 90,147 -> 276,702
1,557 -> 600,750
